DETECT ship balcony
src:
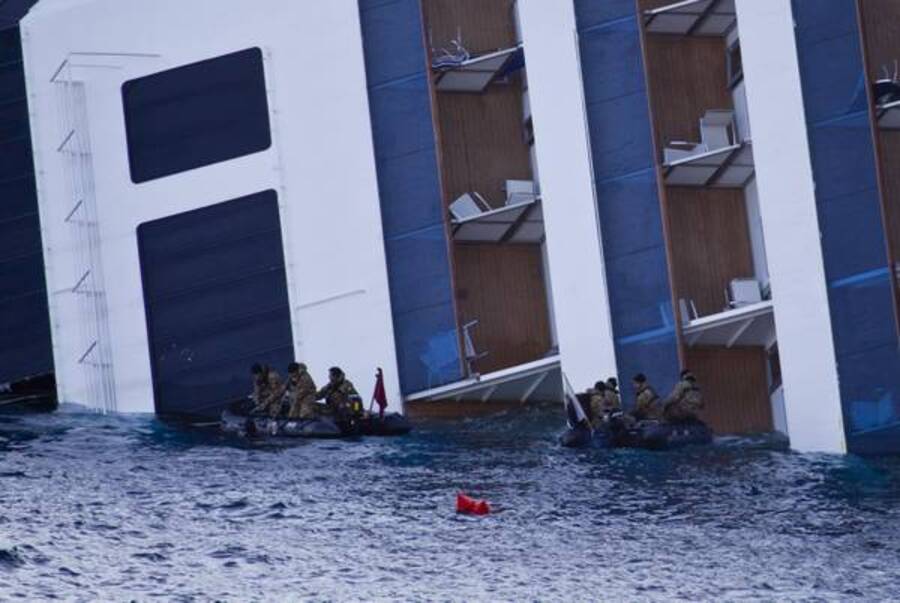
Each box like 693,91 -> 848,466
406,353 -> 561,405
643,0 -> 736,37
432,45 -> 524,93
448,184 -> 543,244
681,295 -> 775,349
662,110 -> 754,188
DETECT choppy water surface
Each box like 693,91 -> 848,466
1,406 -> 899,601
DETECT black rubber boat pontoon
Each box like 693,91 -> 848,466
221,401 -> 413,439
560,416 -> 713,451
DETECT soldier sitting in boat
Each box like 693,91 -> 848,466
589,380 -> 621,428
631,373 -> 662,422
663,369 -> 703,424
284,362 -> 318,420
316,366 -> 363,420
261,368 -> 285,418
606,377 -> 619,398
602,378 -> 621,413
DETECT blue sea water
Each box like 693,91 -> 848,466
1,405 -> 899,601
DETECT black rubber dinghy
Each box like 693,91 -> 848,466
560,418 -> 712,451
613,420 -> 713,450
221,402 -> 412,439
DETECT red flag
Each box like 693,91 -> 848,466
371,368 -> 388,419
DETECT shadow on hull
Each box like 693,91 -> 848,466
0,374 -> 57,414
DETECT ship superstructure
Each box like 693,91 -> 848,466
1,0 -> 898,454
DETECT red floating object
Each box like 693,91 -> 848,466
456,492 -> 491,515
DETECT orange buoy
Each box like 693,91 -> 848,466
456,492 -> 491,515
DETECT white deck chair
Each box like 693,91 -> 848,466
663,109 -> 736,164
725,278 -> 762,309
504,180 -> 539,206
699,110 -> 736,148
449,192 -> 491,221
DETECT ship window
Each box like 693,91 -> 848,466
137,190 -> 294,418
727,40 -> 743,89
122,47 -> 271,183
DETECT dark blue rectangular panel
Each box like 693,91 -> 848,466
817,188 -> 887,281
579,16 -> 647,106
0,291 -> 50,377
807,112 -> 878,202
0,61 -> 26,102
0,173 -> 37,218
141,234 -> 282,302
827,271 -> 897,359
795,34 -> 868,124
575,1 -> 637,29
122,48 -> 271,184
367,74 -> 437,161
840,342 -> 900,455
0,136 -> 32,180
374,149 -> 444,235
594,168 -> 665,261
605,246 -> 677,339
0,212 -> 41,260
575,2 -> 680,403
0,25 -> 52,385
382,224 -> 456,316
584,92 -> 656,182
359,0 -> 427,87
137,190 -> 293,418
794,0 -> 900,453
792,0 -> 860,49
359,0 -> 462,394
393,302 -> 461,394
0,2 -> 39,30
0,252 -> 45,301
0,97 -> 29,140
0,26 -> 21,62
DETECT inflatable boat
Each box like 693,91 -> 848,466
611,419 -> 713,450
560,418 -> 713,451
220,407 -> 413,439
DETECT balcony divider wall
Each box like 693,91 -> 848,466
0,6 -> 54,386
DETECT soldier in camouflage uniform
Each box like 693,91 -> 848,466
261,368 -> 285,418
588,382 -> 606,428
285,362 -> 318,420
588,381 -> 621,428
602,379 -> 621,414
316,366 -> 361,419
631,373 -> 662,421
606,377 -> 620,400
663,369 -> 703,424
